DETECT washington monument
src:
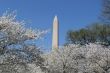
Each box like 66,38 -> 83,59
52,16 -> 59,50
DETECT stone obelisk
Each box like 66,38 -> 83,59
52,16 -> 59,50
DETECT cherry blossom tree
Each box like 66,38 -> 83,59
0,11 -> 47,73
45,43 -> 110,73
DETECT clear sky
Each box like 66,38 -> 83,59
0,0 -> 101,51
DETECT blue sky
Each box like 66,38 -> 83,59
0,0 -> 101,51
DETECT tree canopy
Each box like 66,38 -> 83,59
67,23 -> 110,46
0,11 -> 46,73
